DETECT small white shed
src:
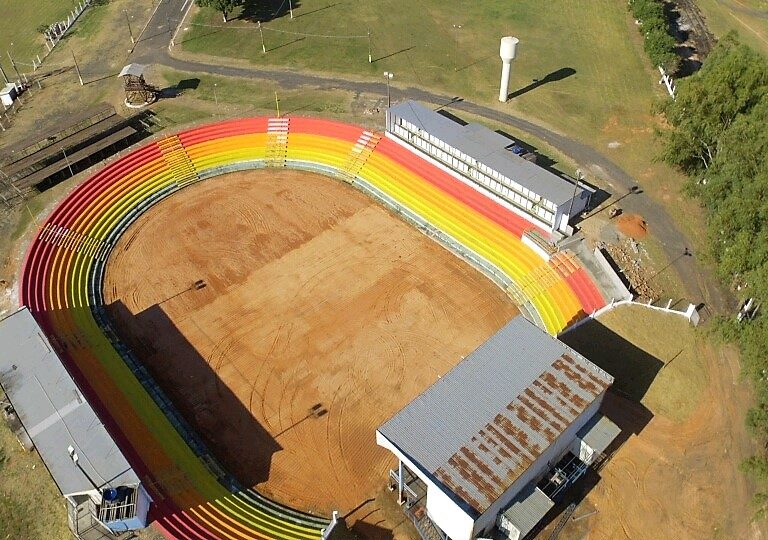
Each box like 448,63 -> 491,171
0,83 -> 17,107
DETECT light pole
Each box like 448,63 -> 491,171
258,21 -> 266,53
67,445 -> 101,492
452,24 -> 462,70
124,10 -> 135,45
274,91 -> 280,117
213,83 -> 219,115
566,169 -> 584,228
383,71 -> 393,108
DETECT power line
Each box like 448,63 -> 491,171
176,19 -> 368,39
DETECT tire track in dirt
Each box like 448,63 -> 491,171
103,169 -> 520,521
249,323 -> 288,429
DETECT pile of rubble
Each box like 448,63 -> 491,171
601,238 -> 661,301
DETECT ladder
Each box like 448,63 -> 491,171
39,223 -> 110,261
265,117 -> 290,167
158,135 -> 199,188
550,250 -> 580,279
518,263 -> 562,299
337,130 -> 381,183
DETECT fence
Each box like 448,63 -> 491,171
39,1 -> 93,62
658,66 -> 677,99
1,0 -> 92,86
561,297 -> 700,335
0,1 -> 93,135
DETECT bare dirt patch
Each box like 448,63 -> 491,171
616,212 -> 648,239
558,305 -> 760,540
102,170 -> 518,528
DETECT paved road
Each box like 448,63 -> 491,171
130,0 -> 729,312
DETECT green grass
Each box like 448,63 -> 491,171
563,304 -> 707,422
696,0 -> 768,57
68,0 -> 114,41
157,68 -> 367,123
0,393 -> 70,540
181,1 -> 659,148
0,1 -> 81,67
12,197 -> 47,242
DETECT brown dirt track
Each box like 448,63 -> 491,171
102,170 -> 518,527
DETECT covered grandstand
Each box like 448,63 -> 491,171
386,101 -> 593,236
0,307 -> 150,540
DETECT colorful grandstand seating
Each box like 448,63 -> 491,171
19,117 -> 606,540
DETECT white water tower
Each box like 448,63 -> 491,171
499,36 -> 519,102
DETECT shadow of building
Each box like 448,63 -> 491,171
106,300 -> 281,488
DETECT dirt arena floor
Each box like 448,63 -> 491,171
102,170 -> 518,528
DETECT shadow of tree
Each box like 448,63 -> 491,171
159,78 -> 200,98
240,0 -> 302,22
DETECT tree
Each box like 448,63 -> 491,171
658,34 -> 768,517
659,33 -> 768,175
195,0 -> 244,23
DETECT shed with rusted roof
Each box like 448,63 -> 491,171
376,316 -> 617,540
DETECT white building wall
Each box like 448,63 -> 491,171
376,432 -> 476,540
426,483 -> 477,540
384,133 -> 554,233
571,438 -> 596,466
554,188 -> 590,234
377,391 -> 609,540
471,391 -> 607,538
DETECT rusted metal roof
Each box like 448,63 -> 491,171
378,317 -> 612,515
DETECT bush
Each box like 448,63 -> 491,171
629,0 -> 679,72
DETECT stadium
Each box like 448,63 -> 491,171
2,104 -> 622,540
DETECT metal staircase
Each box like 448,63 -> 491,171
158,135 -> 199,187
337,130 -> 381,183
265,117 -> 290,167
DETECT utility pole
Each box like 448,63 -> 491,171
288,0 -> 294,19
6,50 -> 21,82
71,50 -> 83,86
0,63 -> 8,84
452,24 -> 462,71
62,147 -> 74,176
565,169 -> 583,232
213,83 -> 219,115
274,91 -> 280,117
383,72 -> 393,108
367,29 -> 372,63
258,21 -> 266,53
124,10 -> 135,45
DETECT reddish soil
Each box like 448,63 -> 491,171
616,213 -> 648,239
102,170 -> 518,528
581,345 -> 761,540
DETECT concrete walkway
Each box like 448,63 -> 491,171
129,0 -> 730,313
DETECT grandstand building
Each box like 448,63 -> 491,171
385,101 -> 593,236
376,317 -> 619,540
0,308 -> 150,540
